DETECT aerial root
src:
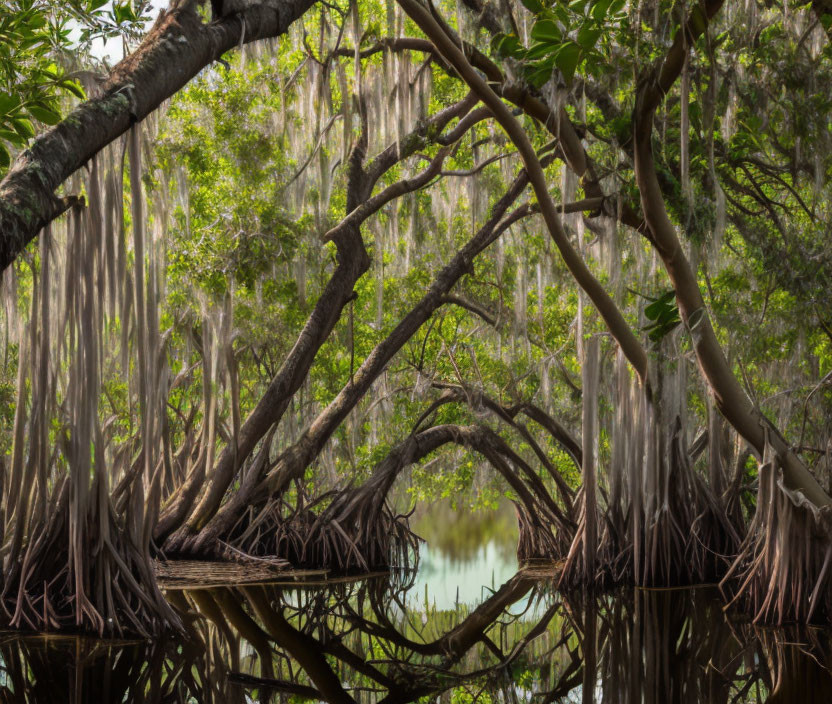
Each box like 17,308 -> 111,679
559,417 -> 743,590
515,499 -> 569,562
721,442 -> 832,625
226,479 -> 420,573
1,485 -> 180,637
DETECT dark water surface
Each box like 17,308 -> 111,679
2,502 -> 832,702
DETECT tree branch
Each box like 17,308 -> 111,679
0,0 -> 320,272
396,0 -> 649,384
632,0 -> 832,508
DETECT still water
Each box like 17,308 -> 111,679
1,500 -> 832,702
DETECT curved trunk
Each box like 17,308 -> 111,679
171,163 -> 543,553
631,0 -> 831,509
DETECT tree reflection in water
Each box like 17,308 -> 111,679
0,571 -> 830,702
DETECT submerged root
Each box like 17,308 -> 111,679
0,481 -> 180,637
283,494 -> 418,572
221,423 -> 572,572
722,441 -> 832,625
515,500 -> 570,562
227,465 -> 420,573
633,418 -> 742,587
296,486 -> 420,572
736,623 -> 832,699
227,492 -> 419,572
561,414 -> 742,590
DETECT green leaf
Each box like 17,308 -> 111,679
520,0 -> 545,12
0,142 -> 9,169
112,2 -> 136,24
591,0 -> 613,20
24,13 -> 46,30
12,118 -> 35,139
531,19 -> 562,43
552,3 -> 570,23
646,317 -> 681,342
577,23 -> 602,49
18,35 -> 47,50
643,306 -> 660,321
555,42 -> 581,82
60,79 -> 86,100
0,129 -> 25,147
41,63 -> 61,79
27,104 -> 61,125
526,41 -> 558,60
655,308 -> 680,326
524,55 -> 556,88
492,33 -> 526,59
643,290 -> 676,320
0,92 -> 20,116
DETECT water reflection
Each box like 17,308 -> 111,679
409,499 -> 519,566
409,498 -> 520,610
0,633 -> 210,702
2,573 -> 832,702
1,502 -> 832,702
